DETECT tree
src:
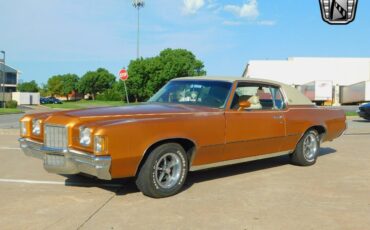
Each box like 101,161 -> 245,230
46,74 -> 79,100
122,48 -> 206,102
96,82 -> 123,101
78,68 -> 116,100
17,80 -> 39,92
47,75 -> 64,96
62,74 -> 79,100
39,84 -> 49,97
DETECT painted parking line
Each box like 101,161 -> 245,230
0,147 -> 21,150
0,178 -> 123,188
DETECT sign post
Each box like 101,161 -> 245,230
119,68 -> 129,104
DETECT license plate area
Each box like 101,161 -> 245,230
45,154 -> 66,167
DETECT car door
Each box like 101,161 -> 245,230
224,82 -> 287,161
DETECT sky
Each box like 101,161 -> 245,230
1,0 -> 370,84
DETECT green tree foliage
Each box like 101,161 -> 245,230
96,82 -> 123,101
39,84 -> 49,97
122,48 -> 206,102
78,68 -> 116,100
46,74 -> 79,99
17,80 -> 39,92
62,74 -> 79,100
47,75 -> 64,96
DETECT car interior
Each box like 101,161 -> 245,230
231,84 -> 284,110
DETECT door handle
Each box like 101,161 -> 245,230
273,115 -> 283,119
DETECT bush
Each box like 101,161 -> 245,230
5,100 -> 18,108
96,88 -> 123,101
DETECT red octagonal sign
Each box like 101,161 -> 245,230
119,69 -> 128,81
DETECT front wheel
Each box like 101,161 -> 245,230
136,143 -> 188,198
291,130 -> 320,166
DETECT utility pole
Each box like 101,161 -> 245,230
0,51 -> 5,108
132,0 -> 145,59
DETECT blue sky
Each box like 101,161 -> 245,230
1,0 -> 369,84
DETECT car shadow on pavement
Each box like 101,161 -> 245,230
61,147 -> 337,195
63,175 -> 139,195
183,147 -> 337,192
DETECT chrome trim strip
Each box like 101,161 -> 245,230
19,138 -> 111,180
190,150 -> 292,171
226,136 -> 284,145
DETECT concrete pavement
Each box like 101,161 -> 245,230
0,105 -> 54,129
0,119 -> 369,229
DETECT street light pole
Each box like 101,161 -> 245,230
132,0 -> 145,59
0,51 -> 5,108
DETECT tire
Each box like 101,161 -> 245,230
290,130 -> 320,166
136,143 -> 188,198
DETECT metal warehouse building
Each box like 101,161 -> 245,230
243,57 -> 370,105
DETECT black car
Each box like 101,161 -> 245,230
40,97 -> 62,104
40,97 -> 49,104
48,97 -> 62,104
357,103 -> 370,120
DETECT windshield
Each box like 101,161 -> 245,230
148,80 -> 232,108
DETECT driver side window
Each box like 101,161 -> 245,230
231,83 -> 285,111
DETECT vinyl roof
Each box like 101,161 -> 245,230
173,76 -> 313,105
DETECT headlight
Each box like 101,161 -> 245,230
20,121 -> 27,136
79,127 -> 91,146
94,136 -> 107,154
32,119 -> 41,135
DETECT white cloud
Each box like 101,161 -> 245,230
183,0 -> 205,14
258,20 -> 277,26
222,20 -> 242,26
224,0 -> 259,19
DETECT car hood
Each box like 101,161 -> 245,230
61,103 -> 221,120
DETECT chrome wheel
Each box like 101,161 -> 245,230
154,153 -> 182,189
303,133 -> 318,162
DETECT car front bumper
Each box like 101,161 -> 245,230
357,109 -> 370,120
19,138 -> 112,180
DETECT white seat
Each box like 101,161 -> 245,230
248,96 -> 262,109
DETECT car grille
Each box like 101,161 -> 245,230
44,124 -> 68,150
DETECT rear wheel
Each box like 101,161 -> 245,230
291,130 -> 320,166
136,143 -> 188,198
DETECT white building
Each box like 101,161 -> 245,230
12,92 -> 40,105
243,57 -> 370,104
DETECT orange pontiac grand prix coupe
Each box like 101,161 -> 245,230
19,77 -> 346,198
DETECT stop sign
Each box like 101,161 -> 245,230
119,69 -> 128,81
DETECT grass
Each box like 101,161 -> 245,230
0,108 -> 24,115
345,111 -> 359,117
42,100 -> 126,110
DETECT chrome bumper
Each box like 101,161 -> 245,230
19,138 -> 111,180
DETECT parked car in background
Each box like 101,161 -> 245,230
19,77 -> 346,198
40,97 -> 49,104
40,97 -> 62,104
49,97 -> 62,104
357,103 -> 370,120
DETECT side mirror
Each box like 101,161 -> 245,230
238,100 -> 251,111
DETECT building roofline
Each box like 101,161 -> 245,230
0,63 -> 20,73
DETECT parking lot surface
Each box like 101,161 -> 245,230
0,117 -> 369,229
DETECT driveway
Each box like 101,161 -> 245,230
0,119 -> 369,229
